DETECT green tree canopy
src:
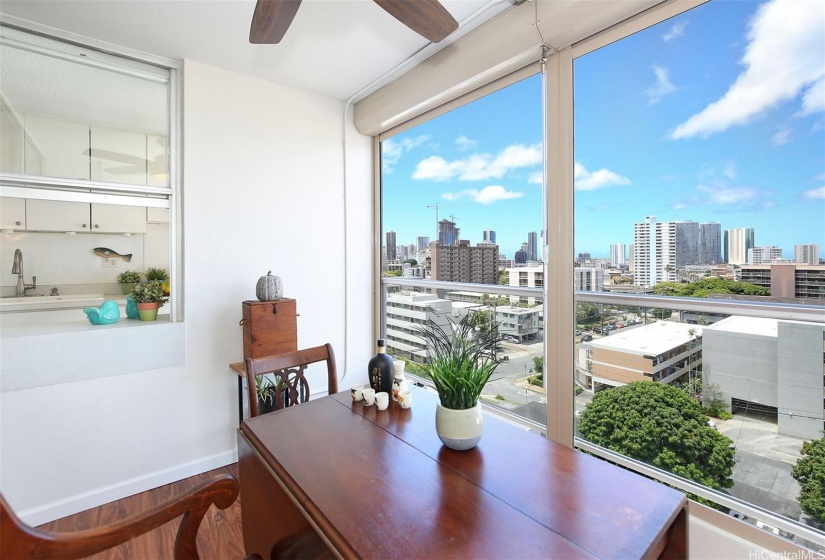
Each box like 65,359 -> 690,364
576,302 -> 600,325
653,277 -> 769,298
792,437 -> 825,523
578,382 -> 735,491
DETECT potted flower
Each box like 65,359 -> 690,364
146,267 -> 170,296
130,280 -> 168,321
415,314 -> 502,450
117,270 -> 142,295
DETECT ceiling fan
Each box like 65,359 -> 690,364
249,0 -> 460,45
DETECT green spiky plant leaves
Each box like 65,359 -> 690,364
415,314 -> 502,410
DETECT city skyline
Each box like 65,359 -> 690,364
381,0 -> 824,261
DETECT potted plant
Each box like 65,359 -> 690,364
130,280 -> 168,321
255,375 -> 278,415
415,314 -> 502,450
255,375 -> 290,415
146,267 -> 170,296
117,270 -> 142,295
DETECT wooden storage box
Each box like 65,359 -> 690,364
242,299 -> 298,360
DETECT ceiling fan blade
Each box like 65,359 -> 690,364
249,0 -> 302,44
373,0 -> 459,43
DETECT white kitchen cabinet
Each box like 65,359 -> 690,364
24,115 -> 90,180
147,134 -> 168,187
26,199 -> 90,231
0,197 -> 26,229
90,126 -> 147,186
24,199 -> 148,233
91,203 -> 146,234
1,109 -> 24,174
146,207 -> 169,223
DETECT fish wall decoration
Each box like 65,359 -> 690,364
93,247 -> 133,262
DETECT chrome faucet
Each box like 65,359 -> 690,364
12,249 -> 36,296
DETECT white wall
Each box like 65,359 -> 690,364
0,60 -> 373,524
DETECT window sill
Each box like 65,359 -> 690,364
0,316 -> 184,392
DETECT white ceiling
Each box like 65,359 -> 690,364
0,0 -> 515,101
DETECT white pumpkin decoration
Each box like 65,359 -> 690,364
256,271 -> 283,301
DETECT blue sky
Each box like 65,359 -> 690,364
382,0 -> 825,260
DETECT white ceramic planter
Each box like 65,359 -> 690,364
435,403 -> 484,451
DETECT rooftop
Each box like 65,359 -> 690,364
587,321 -> 703,357
704,316 -> 778,338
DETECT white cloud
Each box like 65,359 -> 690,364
455,135 -> 477,151
802,186 -> 825,200
771,127 -> 792,146
528,171 -> 542,184
696,184 -> 756,205
574,162 -> 631,191
644,65 -> 676,106
662,22 -> 688,42
798,78 -> 825,116
671,0 -> 824,139
412,143 -> 541,181
442,185 -> 524,205
382,135 -> 430,173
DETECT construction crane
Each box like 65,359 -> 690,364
426,203 -> 455,239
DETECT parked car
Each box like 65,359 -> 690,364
504,336 -> 519,344
581,334 -> 593,342
616,322 -> 624,328
575,329 -> 581,336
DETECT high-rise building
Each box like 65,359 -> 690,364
483,230 -> 496,244
699,222 -> 722,265
795,244 -> 820,265
437,219 -> 459,246
574,268 -> 605,291
748,246 -> 782,265
527,231 -> 538,261
514,250 -> 527,264
386,230 -> 397,261
724,227 -> 754,265
633,217 -> 699,287
740,264 -> 825,300
609,243 -> 627,267
430,241 -> 499,284
577,252 -> 591,262
416,236 -> 430,252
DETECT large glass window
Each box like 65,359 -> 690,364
573,0 -> 824,545
380,74 -> 547,425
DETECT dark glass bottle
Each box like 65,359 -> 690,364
368,339 -> 394,394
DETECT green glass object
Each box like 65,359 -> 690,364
125,294 -> 140,319
83,300 -> 121,325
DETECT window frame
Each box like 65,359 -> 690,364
0,17 -> 183,320
374,0 -> 825,547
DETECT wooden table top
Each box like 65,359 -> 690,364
239,387 -> 686,559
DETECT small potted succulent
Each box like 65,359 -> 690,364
146,267 -> 170,296
130,280 -> 168,321
117,270 -> 142,295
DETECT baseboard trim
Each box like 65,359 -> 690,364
17,449 -> 239,527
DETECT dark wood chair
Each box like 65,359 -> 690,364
0,473 -> 240,560
245,343 -> 338,418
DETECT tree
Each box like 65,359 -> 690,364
653,277 -> 769,298
578,382 -> 735,492
403,259 -> 418,265
532,356 -> 543,374
467,309 -> 494,337
792,438 -> 825,524
576,302 -> 599,325
498,269 -> 508,285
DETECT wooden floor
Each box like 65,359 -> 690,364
36,463 -> 246,560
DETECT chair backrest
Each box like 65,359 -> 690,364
245,343 -> 338,418
0,473 -> 239,560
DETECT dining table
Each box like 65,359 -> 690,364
237,385 -> 687,559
